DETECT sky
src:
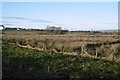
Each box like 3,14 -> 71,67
1,2 -> 118,31
1,0 -> 120,2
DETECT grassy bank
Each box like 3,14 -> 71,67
2,43 -> 120,79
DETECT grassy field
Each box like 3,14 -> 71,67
2,43 -> 120,79
2,30 -> 120,79
2,30 -> 120,61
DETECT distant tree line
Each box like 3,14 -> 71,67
3,25 -> 116,34
45,26 -> 69,34
70,31 -> 101,33
2,25 -> 69,34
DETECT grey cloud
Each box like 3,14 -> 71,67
3,23 -> 14,26
2,16 -> 55,23
30,19 -> 54,23
2,17 -> 26,20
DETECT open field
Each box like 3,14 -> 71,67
2,30 -> 120,61
2,2 -> 119,79
2,30 -> 120,79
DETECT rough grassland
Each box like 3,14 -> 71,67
2,31 -> 120,61
2,43 -> 120,79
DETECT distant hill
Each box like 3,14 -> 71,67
98,29 -> 118,32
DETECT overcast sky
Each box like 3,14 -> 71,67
1,2 -> 118,31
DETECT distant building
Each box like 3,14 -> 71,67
0,25 -> 5,30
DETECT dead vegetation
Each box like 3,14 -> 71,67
2,30 -> 120,61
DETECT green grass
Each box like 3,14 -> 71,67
2,43 -> 120,79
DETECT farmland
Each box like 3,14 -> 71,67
2,30 -> 120,79
2,30 -> 120,61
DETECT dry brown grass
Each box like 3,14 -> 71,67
2,30 -> 120,61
